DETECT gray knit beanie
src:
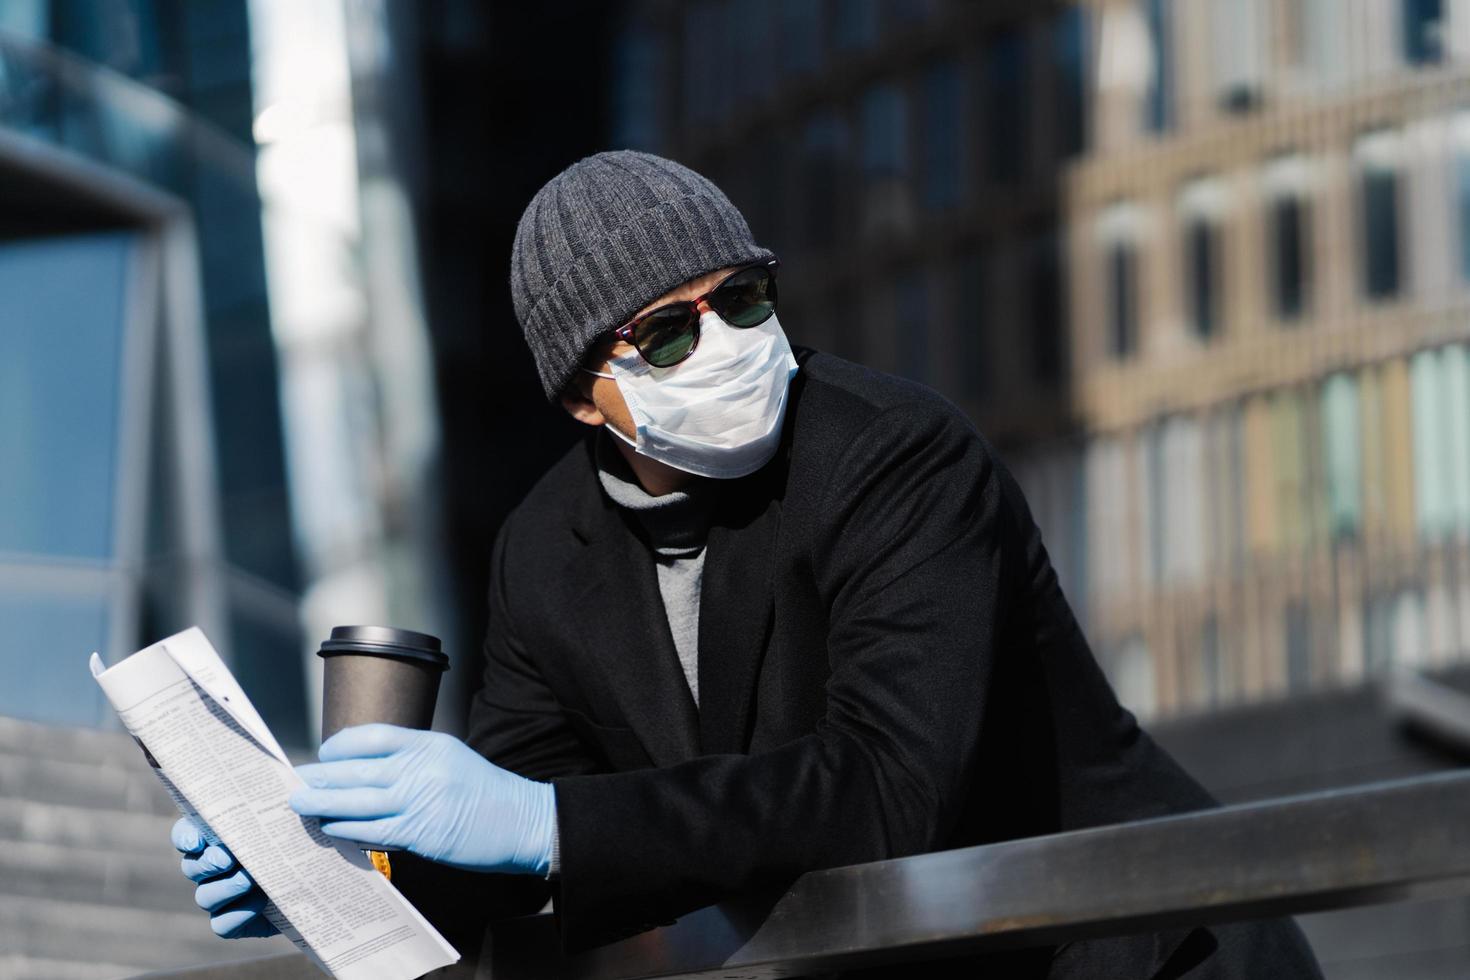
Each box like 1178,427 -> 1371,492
510,149 -> 777,401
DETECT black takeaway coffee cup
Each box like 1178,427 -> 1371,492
317,625 -> 450,744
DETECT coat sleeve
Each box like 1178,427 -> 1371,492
551,401 -> 1012,950
393,517 -> 607,939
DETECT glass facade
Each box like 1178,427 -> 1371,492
0,2 -> 302,740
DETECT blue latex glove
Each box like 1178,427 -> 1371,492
289,723 -> 557,876
171,816 -> 280,939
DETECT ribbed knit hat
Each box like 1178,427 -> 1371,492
510,150 -> 777,401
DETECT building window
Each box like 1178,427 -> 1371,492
1199,615 -> 1224,707
984,27 -> 1029,184
958,249 -> 989,403
729,0 -> 777,103
778,0 -> 823,77
1186,216 -> 1219,338
1322,373 -> 1363,538
1263,156 -> 1313,320
1052,5 -> 1088,158
799,113 -> 848,250
1402,0 -> 1445,65
610,20 -> 666,152
886,0 -> 938,26
1108,242 -> 1139,358
1355,132 -> 1404,300
1179,177 -> 1225,340
1112,634 -> 1156,717
894,271 -> 930,383
1099,203 -> 1142,360
682,2 -> 720,125
832,0 -> 879,51
860,83 -> 908,179
920,59 -> 962,210
1210,0 -> 1264,112
1454,113 -> 1470,282
0,231 -> 141,726
1272,197 -> 1309,319
1143,0 -> 1173,133
1026,229 -> 1065,381
1285,602 -> 1312,691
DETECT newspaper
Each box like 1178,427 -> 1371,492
89,627 -> 459,980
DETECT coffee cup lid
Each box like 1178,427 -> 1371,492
317,625 -> 450,671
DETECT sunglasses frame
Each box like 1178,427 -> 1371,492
611,257 -> 781,368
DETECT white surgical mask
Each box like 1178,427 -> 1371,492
585,310 -> 799,479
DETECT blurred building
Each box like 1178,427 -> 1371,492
0,3 -> 303,738
0,3 -> 309,974
613,3 -> 1470,972
617,0 -> 1470,726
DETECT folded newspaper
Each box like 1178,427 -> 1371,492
89,627 -> 460,980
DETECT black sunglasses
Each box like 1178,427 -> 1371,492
611,259 -> 780,368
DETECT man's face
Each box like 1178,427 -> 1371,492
561,264 -> 745,439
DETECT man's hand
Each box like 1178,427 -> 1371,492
171,816 -> 281,939
288,723 -> 557,876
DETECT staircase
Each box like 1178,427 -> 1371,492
0,715 -> 295,980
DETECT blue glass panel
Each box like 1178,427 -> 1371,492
779,0 -> 822,76
729,0 -> 776,101
921,60 -> 961,210
0,232 -> 135,560
1053,6 -> 1088,157
832,0 -> 879,50
860,83 -> 906,177
0,590 -> 109,726
1457,154 -> 1470,283
612,21 -> 666,153
1403,0 -> 1445,64
894,272 -> 929,384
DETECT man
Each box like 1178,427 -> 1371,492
173,150 -> 1322,976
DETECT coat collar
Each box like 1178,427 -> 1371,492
564,431 -> 785,765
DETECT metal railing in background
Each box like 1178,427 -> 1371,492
133,767 -> 1470,980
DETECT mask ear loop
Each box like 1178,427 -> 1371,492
579,366 -> 616,380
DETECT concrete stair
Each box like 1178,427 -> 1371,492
0,716 -> 294,980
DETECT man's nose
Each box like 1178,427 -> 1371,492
693,296 -> 715,315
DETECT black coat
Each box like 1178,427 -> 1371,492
397,350 -> 1322,978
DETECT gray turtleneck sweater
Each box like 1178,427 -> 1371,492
594,433 -> 712,706
547,436 -> 709,879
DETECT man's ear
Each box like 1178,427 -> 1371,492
559,373 -> 606,427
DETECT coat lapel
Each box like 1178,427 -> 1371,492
696,473 -> 782,756
564,432 -> 786,764
567,444 -> 701,768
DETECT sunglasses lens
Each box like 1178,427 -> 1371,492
634,306 -> 699,367
710,265 -> 777,327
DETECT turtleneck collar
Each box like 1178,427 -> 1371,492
595,430 -> 714,558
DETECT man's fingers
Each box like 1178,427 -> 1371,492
194,869 -> 256,914
316,816 -> 403,850
210,888 -> 275,939
296,757 -> 396,791
289,786 -> 400,820
317,723 -> 418,763
181,844 -> 238,883
171,816 -> 205,855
